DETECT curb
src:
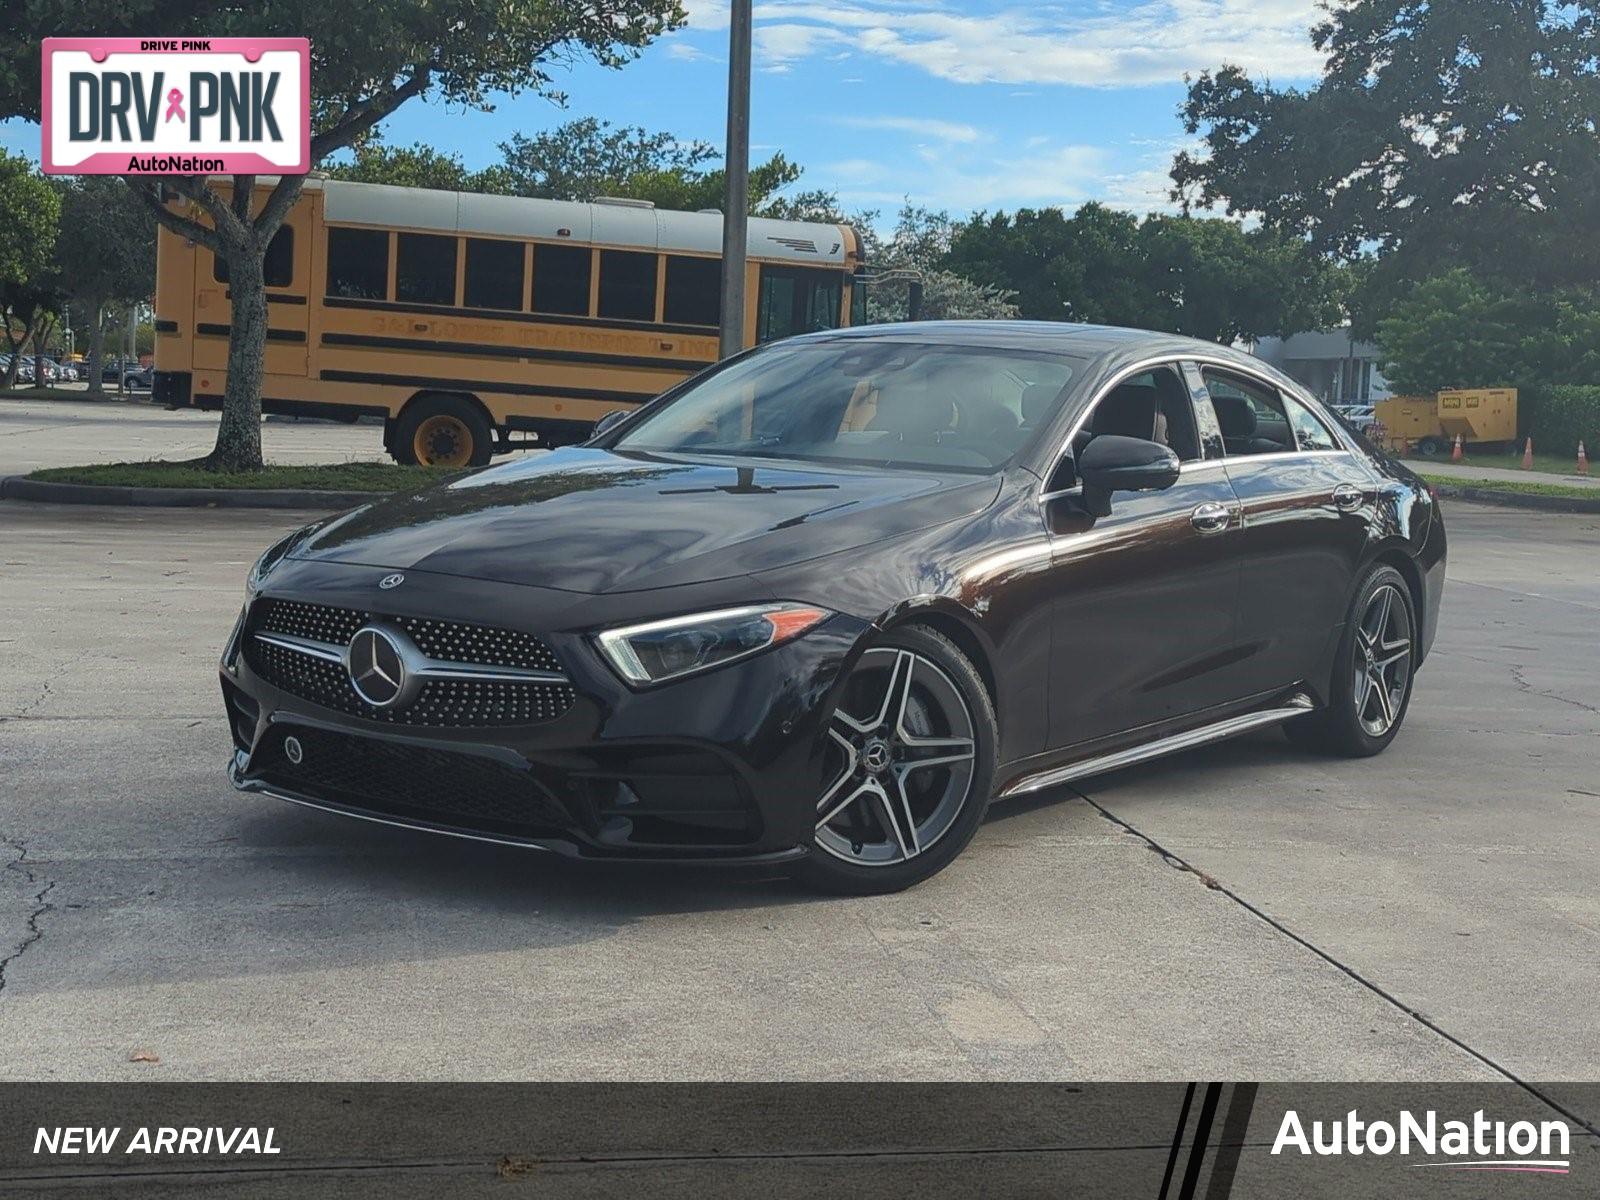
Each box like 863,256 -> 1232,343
0,475 -> 380,510
1429,482 -> 1600,514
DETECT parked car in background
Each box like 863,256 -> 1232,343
1332,404 -> 1378,434
101,358 -> 153,389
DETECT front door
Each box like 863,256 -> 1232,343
1043,363 -> 1246,750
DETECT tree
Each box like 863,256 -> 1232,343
859,205 -> 1019,323
1374,269 -> 1600,395
1173,1 -> 1600,332
942,204 -> 1343,341
492,118 -> 817,215
0,152 -> 60,386
52,176 -> 155,394
325,142 -> 492,193
0,1 -> 685,468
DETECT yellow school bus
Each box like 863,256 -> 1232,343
153,177 -> 868,465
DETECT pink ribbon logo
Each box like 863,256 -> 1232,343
164,88 -> 185,123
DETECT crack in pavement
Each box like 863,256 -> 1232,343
1070,787 -> 1600,1140
0,836 -> 57,1001
1507,663 -> 1600,716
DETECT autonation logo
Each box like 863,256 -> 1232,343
1273,1108 -> 1571,1175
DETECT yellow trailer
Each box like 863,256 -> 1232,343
1373,388 -> 1518,456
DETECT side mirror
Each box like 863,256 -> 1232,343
589,408 -> 631,440
1074,435 -> 1180,517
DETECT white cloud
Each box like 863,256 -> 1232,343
664,40 -> 714,63
685,0 -> 1325,87
836,115 -> 982,143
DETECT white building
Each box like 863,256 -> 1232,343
1252,329 -> 1391,404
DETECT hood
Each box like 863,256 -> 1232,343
292,447 -> 1000,594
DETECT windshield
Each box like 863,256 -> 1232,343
613,339 -> 1080,472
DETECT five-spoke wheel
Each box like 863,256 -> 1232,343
1353,582 -> 1412,738
798,626 -> 995,894
1285,562 -> 1417,757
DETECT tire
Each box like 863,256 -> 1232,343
794,624 -> 997,895
1285,563 -> 1417,757
390,394 -> 493,468
1416,436 -> 1446,457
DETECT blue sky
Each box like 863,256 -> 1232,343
5,1 -> 1327,223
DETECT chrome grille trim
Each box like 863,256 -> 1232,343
250,631 -> 569,683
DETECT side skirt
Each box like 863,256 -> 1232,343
997,693 -> 1315,800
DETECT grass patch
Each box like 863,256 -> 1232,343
1402,450 -> 1586,477
1418,472 -> 1598,501
29,459 -> 462,492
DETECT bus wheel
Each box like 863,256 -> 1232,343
392,395 -> 493,468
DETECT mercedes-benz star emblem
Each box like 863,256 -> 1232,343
347,625 -> 408,707
378,573 -> 405,590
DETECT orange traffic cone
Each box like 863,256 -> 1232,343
1451,433 -> 1464,462
1522,437 -> 1534,470
1579,441 -> 1590,476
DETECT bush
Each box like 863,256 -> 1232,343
1529,385 -> 1600,457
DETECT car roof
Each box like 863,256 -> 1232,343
793,319 -> 1264,367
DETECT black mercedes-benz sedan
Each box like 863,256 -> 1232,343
222,322 -> 1445,893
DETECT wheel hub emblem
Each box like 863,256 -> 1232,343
346,625 -> 409,707
862,737 -> 892,775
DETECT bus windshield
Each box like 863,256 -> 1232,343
613,340 -> 1080,472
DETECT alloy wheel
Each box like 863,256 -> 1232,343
815,647 -> 977,866
1353,583 -> 1412,737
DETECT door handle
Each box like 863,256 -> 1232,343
1191,501 -> 1232,533
1332,484 -> 1364,512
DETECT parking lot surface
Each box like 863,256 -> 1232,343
1,413 -> 1596,1103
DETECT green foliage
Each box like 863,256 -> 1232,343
0,150 -> 58,288
490,118 -> 826,216
326,142 -> 490,191
1530,386 -> 1600,457
1375,270 -> 1600,395
1174,1 -> 1600,332
942,203 -> 1344,342
30,459 -> 461,491
0,3 -> 687,140
52,176 -> 155,308
859,205 -> 1018,323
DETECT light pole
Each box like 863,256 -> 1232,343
718,0 -> 753,359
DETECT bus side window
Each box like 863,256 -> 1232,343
326,228 -> 389,300
396,233 -> 457,307
598,250 -> 658,322
532,244 -> 591,316
663,256 -> 719,327
464,237 -> 524,311
214,226 -> 294,288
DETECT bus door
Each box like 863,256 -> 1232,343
756,266 -> 843,343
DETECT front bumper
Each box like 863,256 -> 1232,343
221,560 -> 866,862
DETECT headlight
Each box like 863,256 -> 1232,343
595,602 -> 831,687
245,527 -> 306,594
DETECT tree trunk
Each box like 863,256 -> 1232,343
86,301 -> 106,394
210,249 -> 266,470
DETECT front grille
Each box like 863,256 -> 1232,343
258,726 -> 572,838
255,599 -> 562,673
246,598 -> 576,727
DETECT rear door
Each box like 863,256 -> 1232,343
1192,364 -> 1378,693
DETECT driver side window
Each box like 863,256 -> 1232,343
1073,365 -> 1202,463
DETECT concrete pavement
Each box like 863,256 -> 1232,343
1409,457 -> 1599,488
1,497 -> 1595,1096
0,395 -> 548,477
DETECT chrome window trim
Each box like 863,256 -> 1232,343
1036,350 -> 1362,504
